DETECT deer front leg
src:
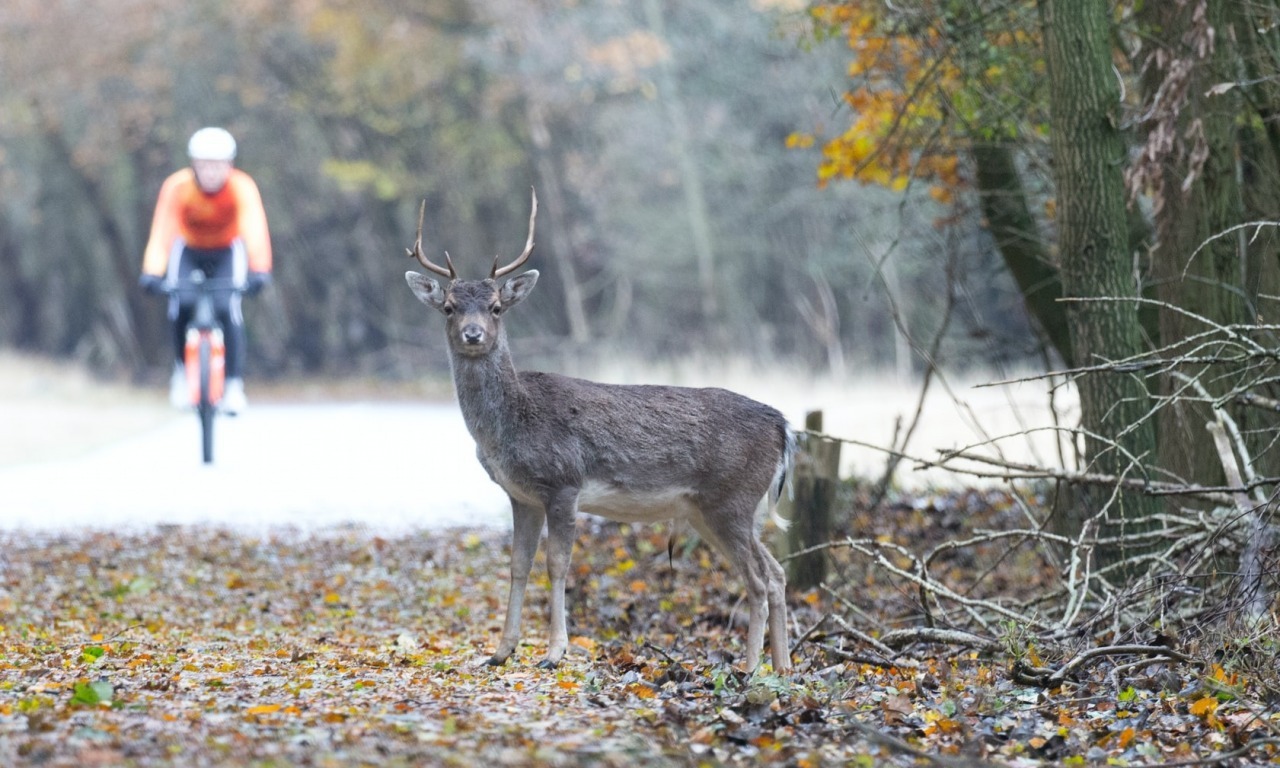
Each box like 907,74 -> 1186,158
487,498 -> 545,666
538,487 -> 579,668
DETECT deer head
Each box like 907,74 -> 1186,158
404,190 -> 540,357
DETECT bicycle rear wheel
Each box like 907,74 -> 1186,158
199,335 -> 214,464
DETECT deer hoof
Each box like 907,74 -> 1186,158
536,658 -> 560,670
484,654 -> 509,667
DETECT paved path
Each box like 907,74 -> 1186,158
0,403 -> 509,533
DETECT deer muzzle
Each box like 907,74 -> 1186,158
460,323 -> 487,348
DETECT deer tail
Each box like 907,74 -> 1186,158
768,425 -> 797,532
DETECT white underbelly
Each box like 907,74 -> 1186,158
577,479 -> 697,524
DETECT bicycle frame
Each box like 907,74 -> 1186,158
166,270 -> 243,463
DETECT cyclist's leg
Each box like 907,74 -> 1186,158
206,242 -> 246,381
167,242 -> 196,364
167,243 -> 197,406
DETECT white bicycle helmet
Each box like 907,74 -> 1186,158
187,127 -> 237,161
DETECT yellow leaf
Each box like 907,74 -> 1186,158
786,132 -> 815,149
1027,644 -> 1043,667
246,704 -> 281,716
323,592 -> 341,604
1189,696 -> 1219,717
570,636 -> 597,652
556,679 -> 580,692
629,579 -> 647,594
1118,727 -> 1135,748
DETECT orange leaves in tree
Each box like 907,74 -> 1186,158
800,1 -> 1042,202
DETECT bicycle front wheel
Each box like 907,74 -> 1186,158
199,335 -> 214,464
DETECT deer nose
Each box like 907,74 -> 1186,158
461,324 -> 486,345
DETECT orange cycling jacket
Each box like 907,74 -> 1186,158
141,168 -> 272,277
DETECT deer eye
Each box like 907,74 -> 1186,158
490,304 -> 502,316
442,305 -> 455,316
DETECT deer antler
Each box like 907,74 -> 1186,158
491,188 -> 538,279
406,199 -> 456,279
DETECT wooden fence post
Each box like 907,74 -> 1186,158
781,410 -> 842,591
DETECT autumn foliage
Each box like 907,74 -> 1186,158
791,1 -> 1044,204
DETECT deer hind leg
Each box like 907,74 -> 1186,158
689,510 -> 773,673
539,487 -> 580,668
760,544 -> 791,672
488,498 -> 545,666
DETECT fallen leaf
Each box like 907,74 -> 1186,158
1189,697 -> 1219,718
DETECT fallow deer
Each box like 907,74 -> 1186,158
403,190 -> 794,672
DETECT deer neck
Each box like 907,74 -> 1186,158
449,336 -> 525,448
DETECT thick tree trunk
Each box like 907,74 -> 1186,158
1040,0 -> 1161,565
1142,0 -> 1280,488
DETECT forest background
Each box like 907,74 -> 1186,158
0,0 -> 1033,388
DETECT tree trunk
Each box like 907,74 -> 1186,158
1141,0 -> 1280,488
971,141 -> 1073,365
643,0 -> 719,326
527,99 -> 591,345
1040,0 -> 1162,565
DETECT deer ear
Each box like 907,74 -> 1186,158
406,271 -> 447,312
500,270 -> 539,308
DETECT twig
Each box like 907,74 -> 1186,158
789,612 -> 830,657
1054,644 -> 1201,684
815,643 -> 907,670
1238,391 -> 1280,412
809,537 -> 1045,631
877,626 -> 999,652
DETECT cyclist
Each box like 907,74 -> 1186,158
139,127 -> 272,414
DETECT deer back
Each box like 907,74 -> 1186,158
463,370 -> 790,515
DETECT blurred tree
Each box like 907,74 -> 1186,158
0,0 -> 1029,384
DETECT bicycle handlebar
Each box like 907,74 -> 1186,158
162,272 -> 246,297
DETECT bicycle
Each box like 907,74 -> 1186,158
165,269 -> 243,464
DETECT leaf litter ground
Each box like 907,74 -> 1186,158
1,496 -> 1278,766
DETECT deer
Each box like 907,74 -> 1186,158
402,189 -> 794,673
